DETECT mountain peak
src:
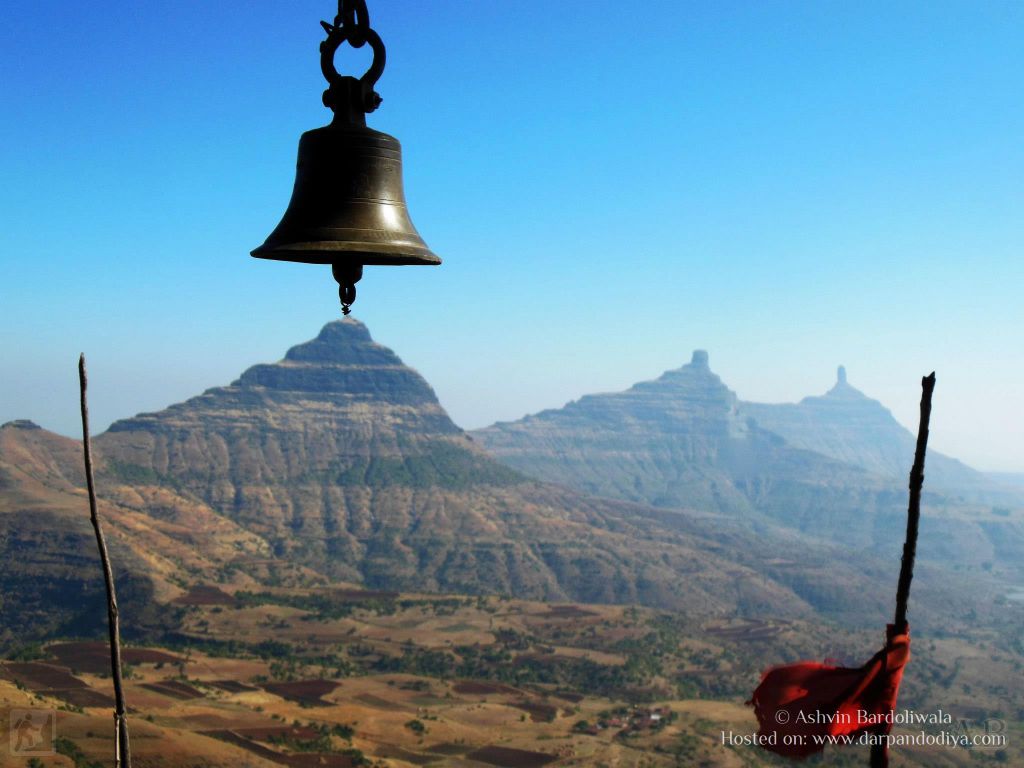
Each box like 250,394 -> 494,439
741,366 -> 994,493
106,319 -> 455,438
643,348 -> 724,392
1,419 -> 42,431
824,364 -> 864,399
281,318 -> 397,366
316,317 -> 371,343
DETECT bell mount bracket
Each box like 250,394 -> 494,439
320,0 -> 386,128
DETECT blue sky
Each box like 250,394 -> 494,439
2,1 -> 1022,471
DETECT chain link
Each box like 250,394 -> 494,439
337,0 -> 370,47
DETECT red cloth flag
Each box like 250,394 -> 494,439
747,624 -> 910,760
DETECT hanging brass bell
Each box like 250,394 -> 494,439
251,124 -> 440,267
252,1 -> 439,314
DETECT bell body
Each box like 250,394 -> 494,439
251,123 -> 440,267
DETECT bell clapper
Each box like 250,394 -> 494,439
333,263 -> 363,316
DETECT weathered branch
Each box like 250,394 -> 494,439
79,354 -> 132,767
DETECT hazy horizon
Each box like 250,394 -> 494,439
3,1 -> 1022,472
2,318 -> 1020,475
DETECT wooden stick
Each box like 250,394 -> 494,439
79,355 -> 132,768
893,373 -> 936,633
870,372 -> 936,768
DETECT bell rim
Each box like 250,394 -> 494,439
251,242 -> 441,266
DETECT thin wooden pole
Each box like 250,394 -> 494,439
893,373 -> 936,633
870,372 -> 935,768
79,354 -> 132,768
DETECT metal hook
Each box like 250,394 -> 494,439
338,0 -> 370,46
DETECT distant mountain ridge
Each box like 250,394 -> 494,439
739,365 -> 1000,500
0,324 -> 882,621
473,351 -> 1024,569
988,472 -> 1024,493
95,320 -> 911,619
473,351 -> 907,546
0,323 -> 998,649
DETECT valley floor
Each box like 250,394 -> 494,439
2,589 -> 1020,768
